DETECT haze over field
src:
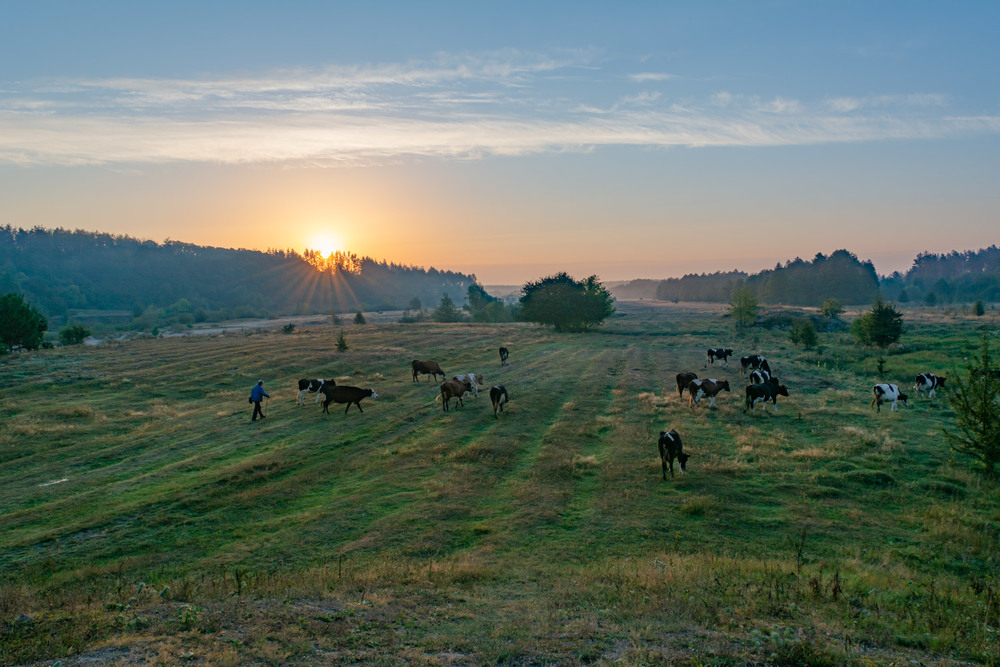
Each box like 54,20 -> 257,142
2,2 -> 999,283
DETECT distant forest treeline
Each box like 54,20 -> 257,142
613,247 -> 1000,306
0,227 -> 478,322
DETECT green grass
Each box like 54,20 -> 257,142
1,302 -> 999,665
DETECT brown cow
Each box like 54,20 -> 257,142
675,372 -> 698,398
438,378 -> 473,411
412,359 -> 445,383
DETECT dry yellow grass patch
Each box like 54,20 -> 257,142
790,447 -> 832,459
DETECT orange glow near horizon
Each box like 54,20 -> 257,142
304,229 -> 345,258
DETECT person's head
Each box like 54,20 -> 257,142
257,380 -> 264,385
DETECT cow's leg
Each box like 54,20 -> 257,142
708,396 -> 717,408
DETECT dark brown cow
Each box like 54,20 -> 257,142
675,372 -> 698,398
412,359 -> 445,383
321,385 -> 378,414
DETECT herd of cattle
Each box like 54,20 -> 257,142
295,346 -> 511,419
293,342 -> 946,482
658,348 -> 947,481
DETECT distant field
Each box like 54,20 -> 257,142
1,301 -> 998,665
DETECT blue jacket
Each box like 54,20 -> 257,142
250,384 -> 269,402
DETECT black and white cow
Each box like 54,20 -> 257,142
297,378 -> 334,405
657,429 -> 690,480
688,378 -> 730,408
499,346 -> 509,366
740,355 -> 771,377
871,383 -> 908,413
744,379 -> 789,414
914,373 -> 946,398
706,348 -> 734,367
748,368 -> 771,385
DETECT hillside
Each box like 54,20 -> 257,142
2,303 -> 997,664
0,227 -> 478,322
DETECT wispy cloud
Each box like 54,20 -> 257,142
628,72 -> 678,82
0,52 -> 992,167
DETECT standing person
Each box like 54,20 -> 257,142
249,380 -> 270,421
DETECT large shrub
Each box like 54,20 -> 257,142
519,273 -> 614,332
851,297 -> 903,348
58,323 -> 90,346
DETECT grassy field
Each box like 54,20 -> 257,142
1,301 -> 998,666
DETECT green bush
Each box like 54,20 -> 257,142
58,323 -> 90,346
789,319 -> 818,349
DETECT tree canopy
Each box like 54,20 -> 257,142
519,273 -> 614,332
0,293 -> 48,353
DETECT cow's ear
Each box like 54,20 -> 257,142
659,431 -> 666,438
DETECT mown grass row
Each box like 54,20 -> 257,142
1,302 -> 999,664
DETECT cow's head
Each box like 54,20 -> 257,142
720,380 -> 731,392
776,385 -> 789,397
898,393 -> 908,406
938,377 -> 946,388
368,389 -> 379,399
676,451 -> 691,472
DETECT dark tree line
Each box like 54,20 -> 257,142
881,246 -> 1000,305
654,250 -> 879,306
0,227 -> 477,321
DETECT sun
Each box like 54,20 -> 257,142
306,231 -> 344,258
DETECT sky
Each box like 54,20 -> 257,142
1,1 -> 999,285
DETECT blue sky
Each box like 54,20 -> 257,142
1,1 -> 998,283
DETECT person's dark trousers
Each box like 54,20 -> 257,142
252,401 -> 265,420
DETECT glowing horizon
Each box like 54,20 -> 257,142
2,3 -> 998,286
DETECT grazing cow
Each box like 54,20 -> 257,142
320,385 -> 378,414
706,348 -> 734,367
744,381 -> 789,414
657,429 -> 690,479
490,385 -> 509,419
688,378 -> 730,408
871,383 -> 908,413
499,347 -> 509,366
914,373 -> 946,398
748,368 -> 771,385
675,372 -> 698,398
740,355 -> 771,377
439,378 -> 474,411
297,378 -> 334,406
412,360 -> 446,383
453,373 -> 484,397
